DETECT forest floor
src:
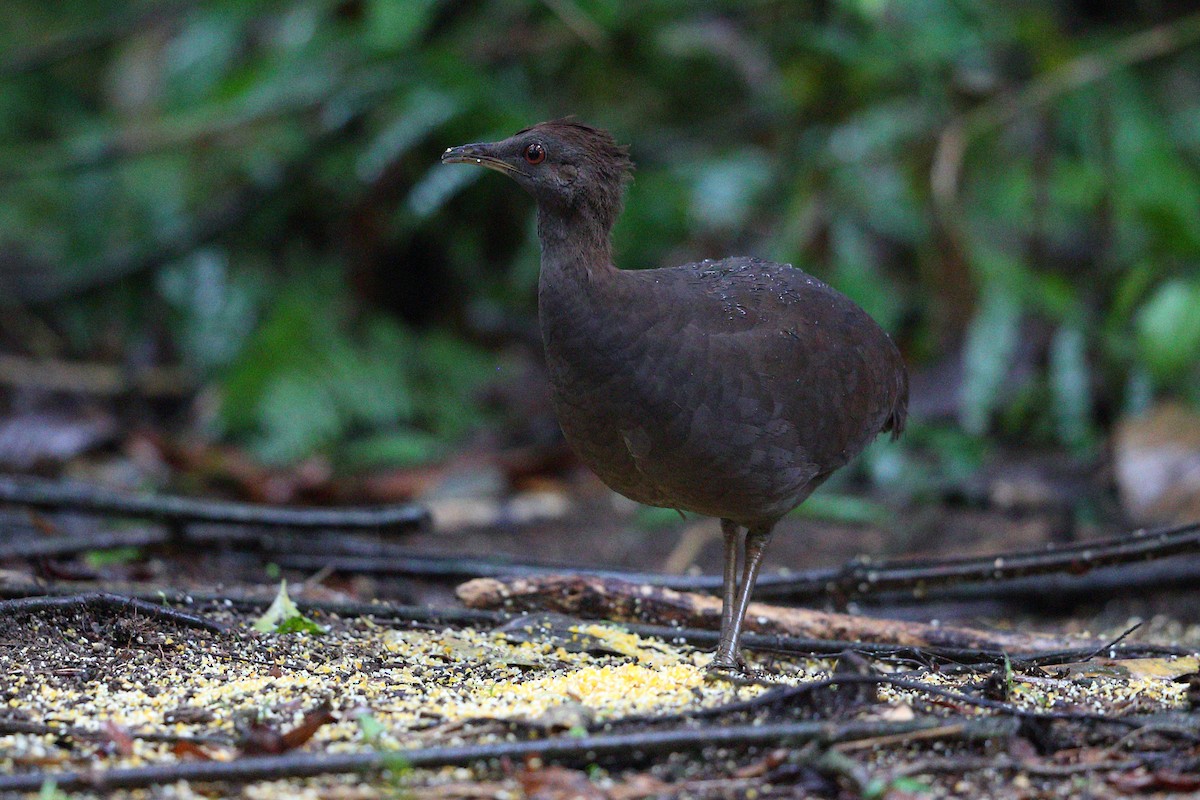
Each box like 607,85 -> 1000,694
1,461 -> 1199,799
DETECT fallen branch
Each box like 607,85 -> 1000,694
621,620 -> 1191,672
800,520 -> 1200,601
457,575 -> 1081,654
0,716 -> 232,747
273,519 -> 1200,607
895,754 -> 1153,780
0,526 -> 170,559
0,474 -> 428,532
0,592 -> 226,634
868,556 -> 1200,610
0,715 -> 1016,793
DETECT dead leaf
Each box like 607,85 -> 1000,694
172,740 -> 215,760
606,774 -> 672,800
1114,403 -> 1200,524
1057,656 -> 1199,681
1109,768 -> 1200,792
99,721 -> 134,756
1172,671 -> 1200,709
0,410 -> 116,470
516,700 -> 594,732
517,765 -> 607,800
877,704 -> 915,722
733,748 -> 788,778
240,703 -> 334,756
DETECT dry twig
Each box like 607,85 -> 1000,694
0,475 -> 428,532
0,592 -> 226,634
274,519 -> 1200,606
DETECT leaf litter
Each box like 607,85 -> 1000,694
0,597 -> 1196,799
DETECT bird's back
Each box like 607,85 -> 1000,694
540,256 -> 908,526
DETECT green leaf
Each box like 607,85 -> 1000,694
357,711 -> 387,746
684,151 -> 772,230
960,283 -> 1021,435
1135,279 -> 1200,386
255,371 -> 342,464
790,492 -> 888,525
252,580 -> 326,635
38,779 -> 66,800
357,90 -> 459,183
340,430 -> 444,470
364,0 -> 438,52
890,776 -> 933,793
158,250 -> 261,373
634,505 -> 687,530
84,547 -> 143,568
1049,324 -> 1092,448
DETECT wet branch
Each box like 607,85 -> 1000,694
804,519 -> 1200,601
0,526 -> 171,559
270,519 -> 1200,605
0,475 -> 428,532
0,592 -> 226,634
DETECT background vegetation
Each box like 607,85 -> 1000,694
2,0 -> 1199,503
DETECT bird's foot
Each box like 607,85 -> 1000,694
705,653 -> 780,686
706,654 -> 743,676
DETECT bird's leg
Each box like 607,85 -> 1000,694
724,525 -> 775,672
711,519 -> 742,672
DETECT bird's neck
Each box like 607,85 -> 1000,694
535,205 -> 618,292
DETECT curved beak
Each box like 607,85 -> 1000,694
440,143 -> 521,176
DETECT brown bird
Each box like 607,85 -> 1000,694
442,120 -> 908,672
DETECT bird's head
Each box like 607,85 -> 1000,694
441,119 -> 632,229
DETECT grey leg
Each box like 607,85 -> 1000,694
711,519 -> 742,670
724,525 -> 775,670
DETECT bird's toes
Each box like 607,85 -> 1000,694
706,662 -> 736,676
705,655 -> 782,686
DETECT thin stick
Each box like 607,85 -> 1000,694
0,716 -> 1013,793
895,754 -> 1151,780
833,722 -> 975,752
0,592 -> 227,634
775,520 -> 1200,600
0,527 -> 170,559
273,520 -> 1200,603
0,475 -> 428,531
0,717 -> 232,747
1079,621 -> 1144,663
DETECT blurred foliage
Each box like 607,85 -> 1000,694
1,0 -> 1199,482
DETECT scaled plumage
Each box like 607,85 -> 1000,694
443,121 -> 908,671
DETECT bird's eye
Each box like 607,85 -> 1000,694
523,143 -> 546,165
